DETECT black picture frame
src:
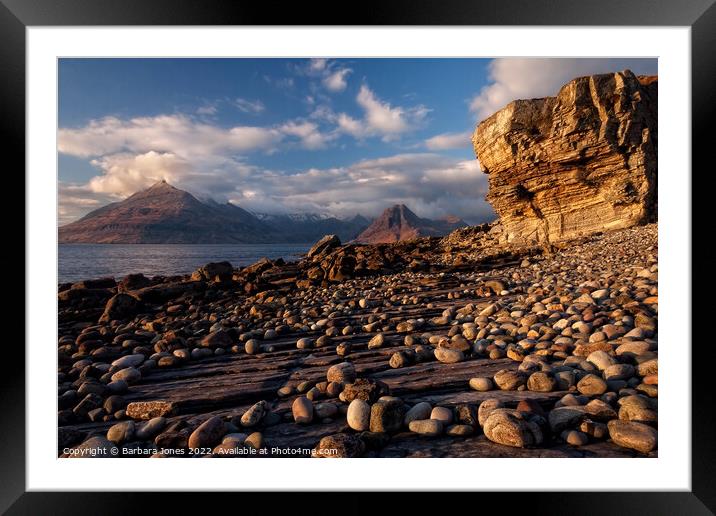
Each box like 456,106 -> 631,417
2,0 -> 711,512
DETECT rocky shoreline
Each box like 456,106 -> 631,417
57,70 -> 659,459
58,222 -> 658,458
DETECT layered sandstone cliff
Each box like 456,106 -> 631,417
473,70 -> 657,245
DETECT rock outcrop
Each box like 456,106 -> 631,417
473,70 -> 657,246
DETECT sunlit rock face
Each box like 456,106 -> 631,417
473,70 -> 657,246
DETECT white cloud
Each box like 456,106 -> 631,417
58,182 -> 117,225
196,104 -> 218,116
309,58 -> 328,72
302,59 -> 353,94
234,98 -> 265,113
323,68 -> 352,92
279,121 -> 336,150
469,58 -> 658,122
336,85 -> 429,142
58,114 -> 282,159
424,131 -> 472,150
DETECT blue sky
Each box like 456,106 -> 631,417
58,57 -> 657,224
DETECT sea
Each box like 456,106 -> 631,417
58,243 -> 313,284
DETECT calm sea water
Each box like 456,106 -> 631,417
58,243 -> 312,284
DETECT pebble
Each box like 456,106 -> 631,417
607,420 -> 657,453
315,433 -> 365,458
562,429 -> 589,446
111,367 -> 141,385
434,347 -> 464,364
404,402 -> 432,426
369,399 -> 405,433
241,401 -> 268,427
604,363 -> 635,381
126,401 -> 177,420
493,370 -> 526,390
111,354 -> 145,369
527,371 -> 556,392
244,431 -> 264,450
296,337 -> 313,349
579,420 -> 608,439
577,374 -> 608,396
245,339 -> 261,355
409,419 -> 443,436
327,362 -> 357,384
107,421 -> 135,444
368,333 -> 385,349
586,350 -> 616,371
346,399 -> 371,431
477,399 -> 504,426
135,417 -> 166,440
446,424 -> 474,436
469,377 -> 494,391
618,404 -> 657,425
483,409 -> 542,447
188,416 -> 227,449
430,406 -> 453,424
292,396 -> 314,424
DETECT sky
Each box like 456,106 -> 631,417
58,57 -> 657,225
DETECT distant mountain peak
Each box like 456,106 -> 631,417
355,204 -> 466,244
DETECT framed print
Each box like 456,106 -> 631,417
2,0 -> 712,512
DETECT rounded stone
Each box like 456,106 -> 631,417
346,399 -> 371,431
586,350 -> 616,371
446,424 -> 475,436
296,337 -> 314,349
477,399 -> 504,427
188,416 -> 227,449
577,374 -> 608,396
527,371 -> 556,392
292,396 -> 314,424
369,399 -> 405,434
607,420 -> 657,453
368,333 -> 385,349
469,377 -> 494,391
604,363 -> 636,381
240,400 -> 268,427
135,417 -> 166,441
562,429 -> 589,446
245,339 -> 261,355
107,421 -> 135,444
434,347 -> 464,364
315,433 -> 365,458
327,362 -> 357,384
430,406 -> 453,425
111,354 -> 145,369
493,369 -> 526,391
408,419 -> 444,436
404,401 -> 432,426
483,409 -> 542,448
111,367 -> 141,385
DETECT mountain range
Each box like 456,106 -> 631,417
58,181 -> 464,244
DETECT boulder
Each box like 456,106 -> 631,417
307,234 -> 341,258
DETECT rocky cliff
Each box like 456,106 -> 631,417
472,70 -> 657,246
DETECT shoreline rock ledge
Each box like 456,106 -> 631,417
473,69 -> 657,246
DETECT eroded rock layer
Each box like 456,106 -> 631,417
473,70 -> 657,245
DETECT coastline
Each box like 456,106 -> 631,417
58,223 -> 658,458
